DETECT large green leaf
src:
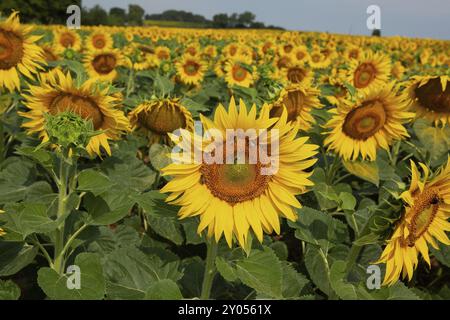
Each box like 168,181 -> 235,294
0,280 -> 21,300
37,252 -> 106,300
0,241 -> 38,276
144,279 -> 183,300
84,192 -> 135,226
413,119 -> 450,161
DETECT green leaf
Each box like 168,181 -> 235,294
339,192 -> 357,211
0,241 -> 38,276
37,253 -> 106,300
235,247 -> 282,298
281,262 -> 309,299
103,247 -> 182,300
288,207 -> 349,249
84,192 -> 135,226
370,282 -> 421,300
148,144 -> 172,171
430,242 -> 450,268
181,219 -> 204,245
304,244 -> 335,298
0,280 -> 21,300
2,203 -> 58,239
215,256 -> 238,282
77,169 -> 114,196
144,279 -> 183,300
413,119 -> 450,161
329,261 -> 359,300
146,214 -> 184,245
342,159 -> 379,186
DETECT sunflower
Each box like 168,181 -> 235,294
406,75 -> 450,126
291,46 -> 310,65
281,62 -> 313,86
0,11 -> 45,92
308,49 -> 331,69
54,29 -> 82,54
346,51 -> 391,94
269,84 -> 321,131
224,58 -> 256,88
19,70 -> 129,157
391,61 -> 405,80
324,83 -> 414,161
160,97 -> 318,248
128,98 -> 194,145
175,54 -> 207,86
377,158 -> 450,286
85,32 -> 113,51
84,49 -> 124,82
155,46 -> 171,62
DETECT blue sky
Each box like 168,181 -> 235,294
83,0 -> 450,39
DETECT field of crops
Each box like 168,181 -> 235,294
0,10 -> 449,300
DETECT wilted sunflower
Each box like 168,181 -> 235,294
54,29 -> 82,54
346,51 -> 391,94
324,83 -> 414,161
0,11 -> 45,92
175,54 -> 206,86
269,84 -> 321,131
128,98 -> 194,145
407,75 -> 450,126
19,70 -> 129,157
85,32 -> 113,51
161,98 -> 318,248
377,159 -> 450,286
84,49 -> 124,82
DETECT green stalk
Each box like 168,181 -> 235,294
200,238 -> 218,300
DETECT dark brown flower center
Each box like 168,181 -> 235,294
183,60 -> 200,76
59,32 -> 76,48
284,44 -> 293,53
406,187 -> 441,246
49,93 -> 103,129
287,67 -> 308,83
43,47 -> 57,62
343,100 -> 386,140
0,29 -> 23,70
157,50 -> 169,60
277,56 -> 290,69
414,78 -> 450,114
92,35 -> 106,49
92,54 -> 117,74
138,102 -> 187,134
354,63 -> 377,88
270,89 -> 305,123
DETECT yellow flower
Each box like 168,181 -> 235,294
19,70 -> 129,157
0,11 -> 46,92
406,75 -> 450,126
84,49 -> 124,82
346,51 -> 391,94
160,98 -> 318,248
377,158 -> 450,286
128,98 -> 194,145
224,58 -> 256,88
324,83 -> 414,161
85,31 -> 113,51
269,84 -> 322,131
175,54 -> 206,86
54,29 -> 82,54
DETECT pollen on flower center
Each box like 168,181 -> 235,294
0,30 -> 24,70
49,93 -> 104,129
343,100 -> 386,140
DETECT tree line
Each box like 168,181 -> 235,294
0,1 -> 282,29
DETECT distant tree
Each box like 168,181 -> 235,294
250,21 -> 265,29
228,13 -> 239,27
372,29 -> 381,36
127,4 -> 145,25
212,13 -> 228,28
83,5 -> 108,25
109,7 -> 126,25
238,11 -> 255,27
0,0 -> 81,24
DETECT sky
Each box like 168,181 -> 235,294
83,0 -> 450,40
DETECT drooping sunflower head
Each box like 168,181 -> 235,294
346,51 -> 391,94
406,75 -> 450,126
85,32 -> 113,51
269,84 -> 322,131
377,159 -> 450,286
84,49 -> 124,82
281,62 -> 313,86
324,83 -> 414,161
128,98 -> 194,145
19,69 -> 129,157
175,54 -> 207,86
0,11 -> 46,92
161,97 -> 318,248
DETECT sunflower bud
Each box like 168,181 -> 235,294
44,111 -> 98,150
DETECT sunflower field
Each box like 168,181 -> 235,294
0,11 -> 449,301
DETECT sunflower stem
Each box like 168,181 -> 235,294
200,238 -> 218,300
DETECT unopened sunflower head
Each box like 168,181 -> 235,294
377,158 -> 450,286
